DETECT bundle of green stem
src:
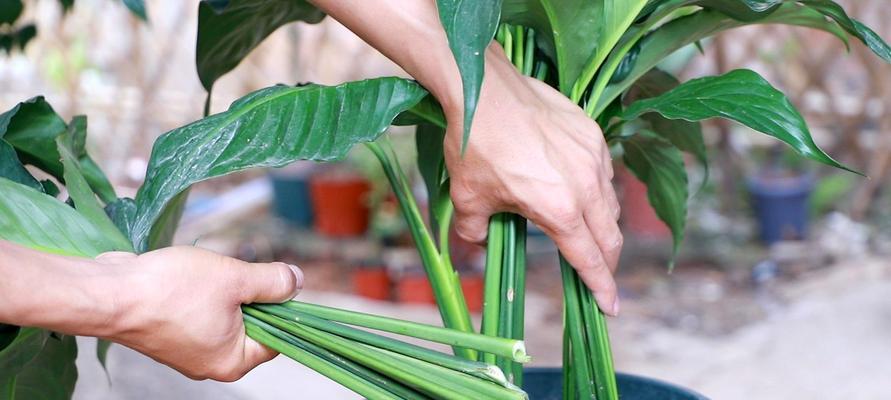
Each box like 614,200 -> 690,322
243,301 -> 530,400
494,25 -> 619,400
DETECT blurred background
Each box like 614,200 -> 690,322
2,0 -> 891,399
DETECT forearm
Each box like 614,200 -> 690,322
307,0 -> 520,124
0,240 -> 123,337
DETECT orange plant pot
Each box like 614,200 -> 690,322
352,267 -> 391,301
396,275 -> 436,305
309,175 -> 371,237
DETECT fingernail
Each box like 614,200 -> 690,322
287,264 -> 304,298
611,296 -> 620,317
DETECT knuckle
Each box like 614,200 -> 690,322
545,198 -> 580,231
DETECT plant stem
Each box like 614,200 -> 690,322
273,302 -> 530,363
244,318 -> 402,400
481,214 -> 506,364
366,141 -> 475,359
248,305 -> 510,387
248,309 -> 526,400
560,255 -> 595,398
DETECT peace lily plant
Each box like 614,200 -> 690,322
1,0 -> 889,399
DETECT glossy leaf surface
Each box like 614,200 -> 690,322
0,178 -> 121,257
799,0 -> 891,63
622,131 -> 688,258
0,98 -> 116,203
622,69 -> 849,172
629,68 -> 708,178
594,5 -> 852,116
132,78 -> 427,251
436,0 -> 502,149
195,0 -> 325,93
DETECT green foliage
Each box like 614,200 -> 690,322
0,334 -> 78,400
195,0 -> 325,94
130,79 -> 427,251
622,69 -> 851,172
621,131 -> 689,259
435,0 -> 503,150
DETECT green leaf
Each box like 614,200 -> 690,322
629,68 -> 708,182
195,0 -> 325,93
0,0 -> 23,25
593,5 -> 852,116
0,98 -> 116,203
0,334 -> 78,400
799,0 -> 891,63
696,0 -> 782,21
104,197 -> 137,240
622,131 -> 688,260
0,178 -> 122,257
392,95 -> 446,129
502,0 -> 648,98
436,0 -> 502,150
56,132 -> 133,251
622,69 -> 851,173
131,78 -> 427,251
121,0 -> 146,21
96,338 -> 112,381
0,139 -> 41,191
0,328 -> 49,378
415,123 -> 450,230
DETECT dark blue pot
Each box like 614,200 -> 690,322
747,173 -> 814,245
269,173 -> 313,227
523,368 -> 707,400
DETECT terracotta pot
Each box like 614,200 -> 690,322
309,174 -> 371,237
396,275 -> 436,305
618,168 -> 671,238
460,275 -> 484,313
352,267 -> 391,301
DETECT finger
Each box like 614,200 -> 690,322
454,209 -> 491,244
583,207 -> 623,275
237,262 -> 303,304
543,216 -> 619,317
240,335 -> 278,374
600,178 -> 620,221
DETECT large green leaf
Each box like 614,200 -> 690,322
0,334 -> 78,400
799,0 -> 891,63
104,197 -> 137,241
56,132 -> 133,251
629,68 -> 708,180
131,78 -> 427,251
0,99 -> 116,203
593,5 -> 852,116
436,0 -> 502,150
622,69 -> 850,172
575,1 -> 649,99
195,0 -> 325,94
622,131 -> 688,260
0,139 -> 41,191
502,0 -> 647,97
0,178 -> 123,257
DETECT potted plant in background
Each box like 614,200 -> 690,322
747,146 -> 815,245
1,0 -> 889,399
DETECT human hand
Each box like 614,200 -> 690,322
95,246 -> 303,381
442,45 -> 622,316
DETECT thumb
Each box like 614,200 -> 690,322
238,262 -> 304,304
454,210 -> 490,244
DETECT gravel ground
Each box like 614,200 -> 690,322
73,257 -> 891,399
